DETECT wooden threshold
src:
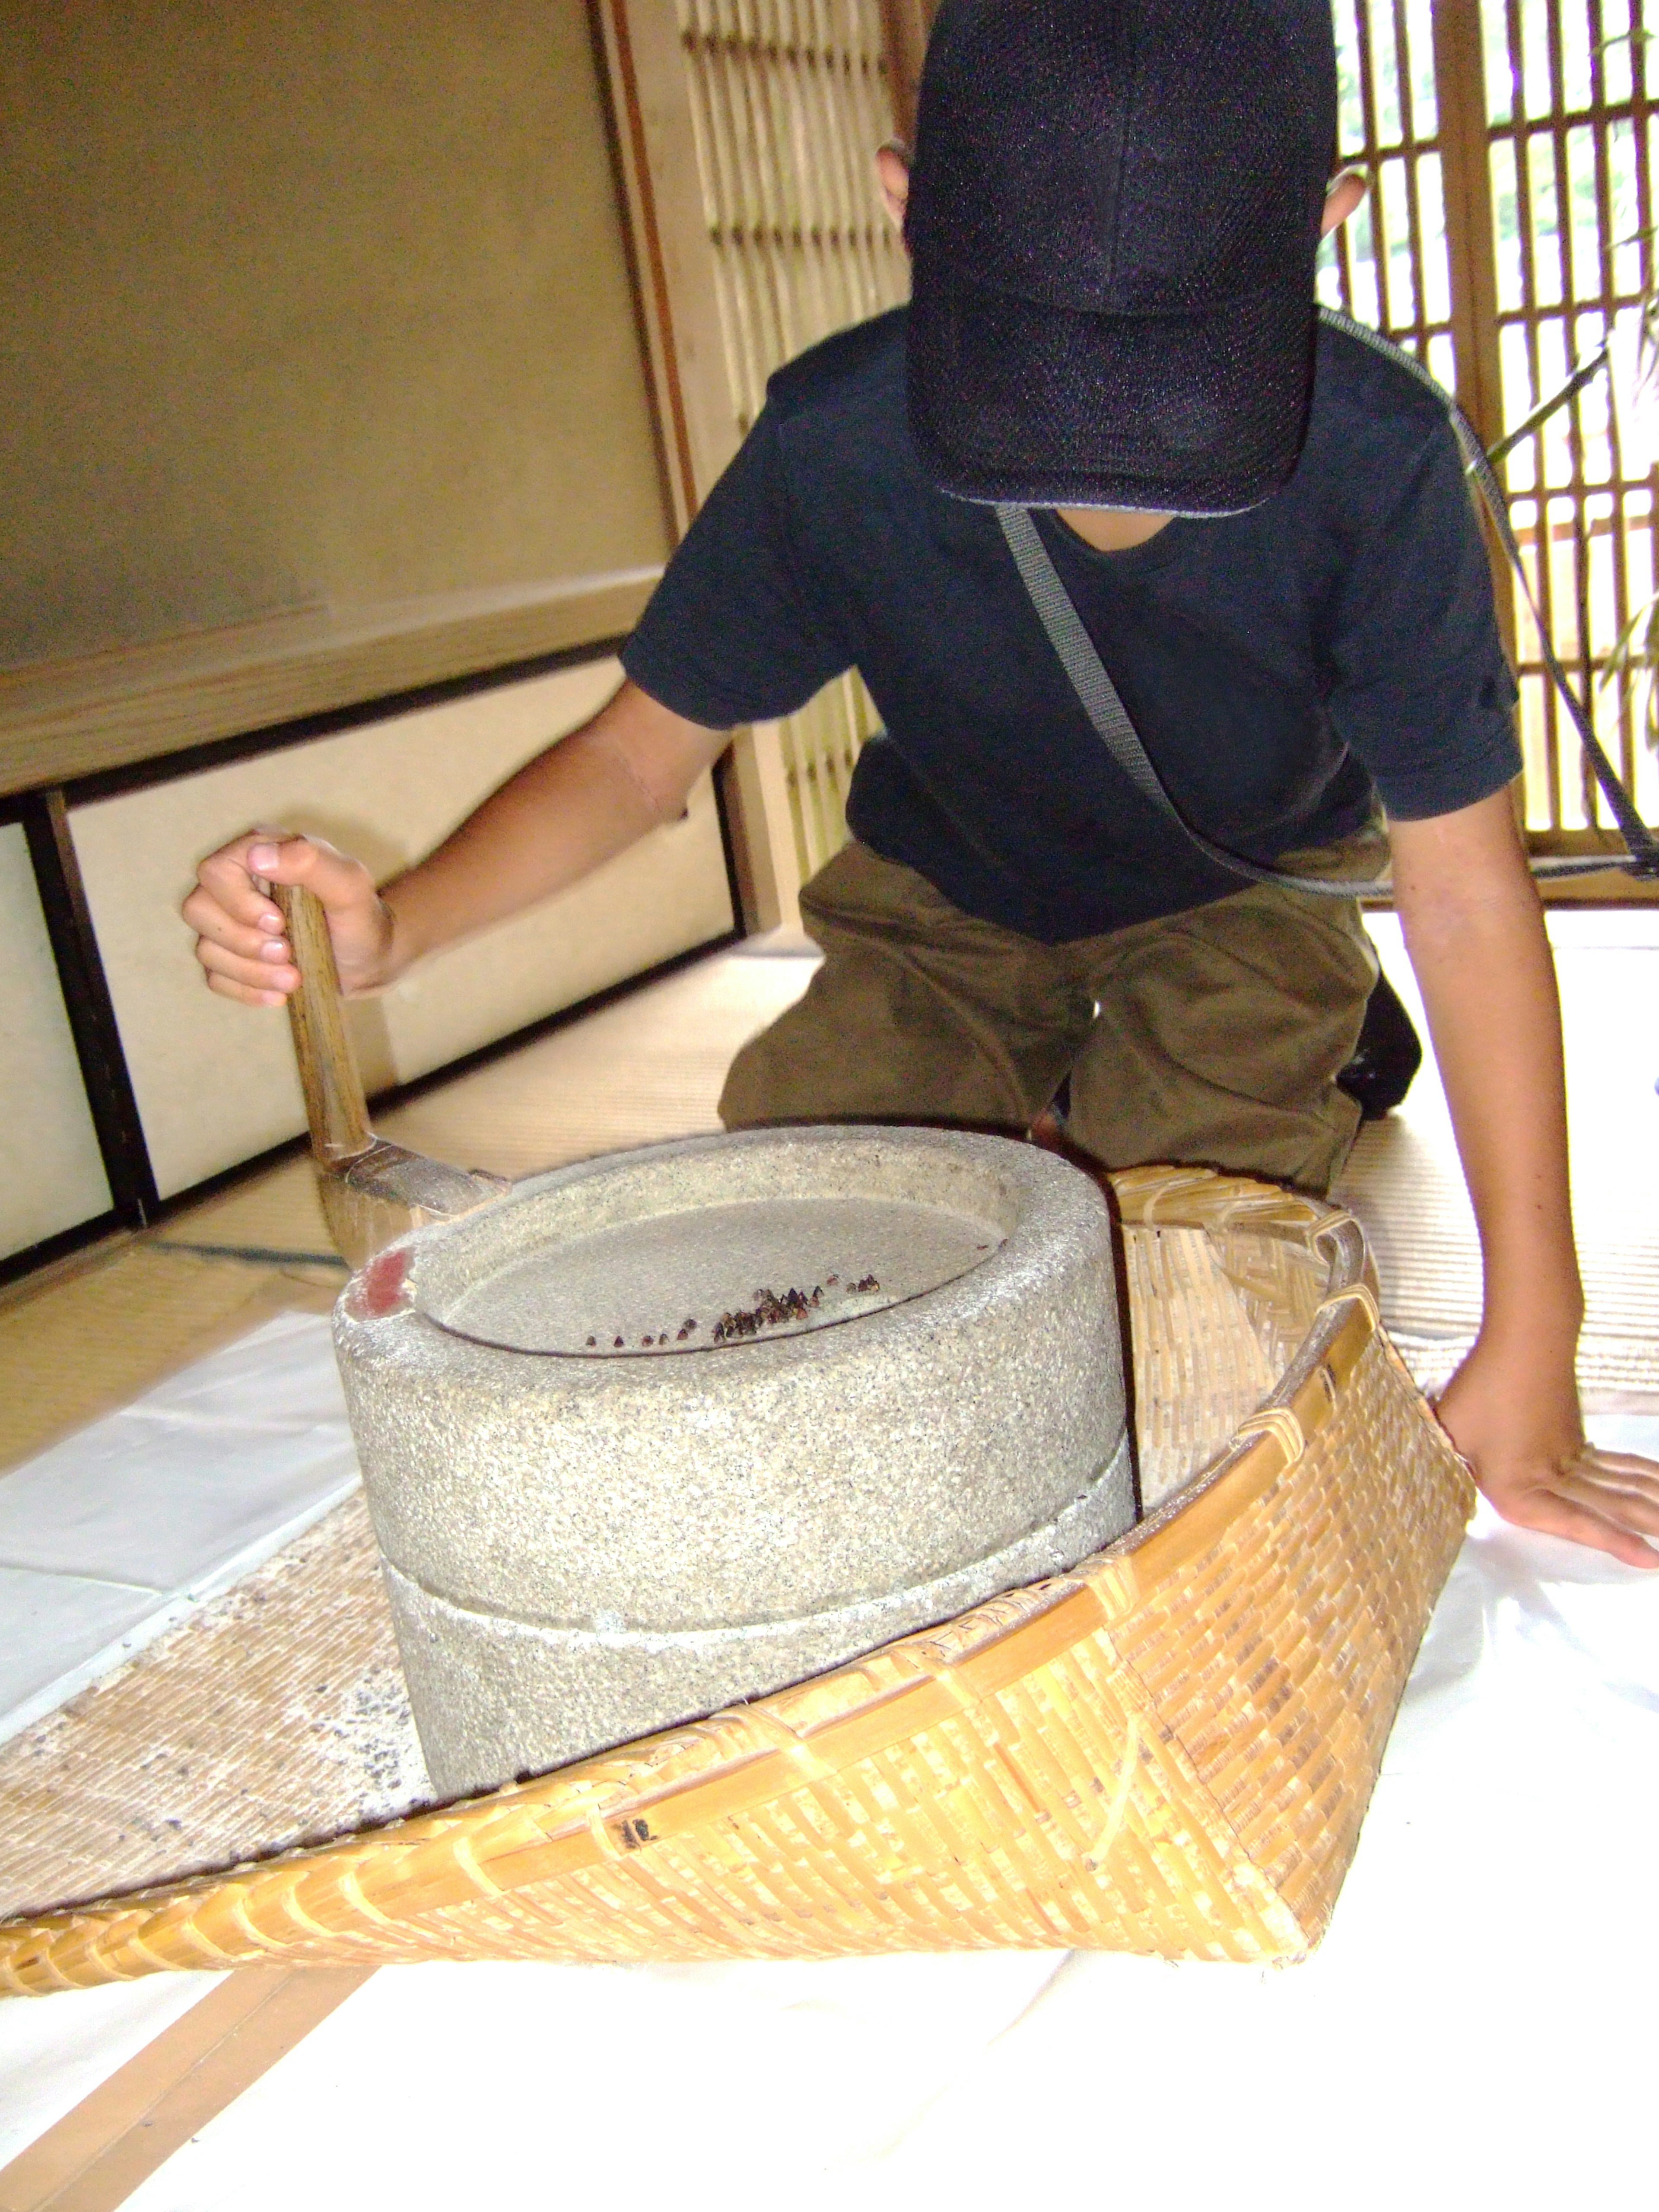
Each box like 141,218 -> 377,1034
0,1968 -> 372,2212
1533,867 -> 1659,904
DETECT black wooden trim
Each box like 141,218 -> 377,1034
19,790 -> 160,1225
710,746 -> 748,937
1,620 -> 745,1285
0,1211 -> 127,1293
54,632 -> 632,808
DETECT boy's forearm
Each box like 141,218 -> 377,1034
1386,792 -> 1659,1566
378,683 -> 728,978
379,731 -> 655,974
1389,793 -> 1582,1355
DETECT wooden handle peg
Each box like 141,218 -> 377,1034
273,882 -> 375,1165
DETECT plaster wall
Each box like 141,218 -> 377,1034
1,0 -> 670,670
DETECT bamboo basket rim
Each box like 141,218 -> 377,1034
0,1164 -> 1440,1988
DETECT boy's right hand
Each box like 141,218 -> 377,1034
184,832 -> 397,1006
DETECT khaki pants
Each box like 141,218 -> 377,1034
720,838 -> 1382,1196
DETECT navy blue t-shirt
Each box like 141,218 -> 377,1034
624,307 -> 1520,942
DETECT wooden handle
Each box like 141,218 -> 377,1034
273,882 -> 374,1165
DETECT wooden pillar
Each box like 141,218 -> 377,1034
879,0 -> 934,146
1431,0 -> 1504,446
1431,0 -> 1517,658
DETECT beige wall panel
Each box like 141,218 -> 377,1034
3,0 -> 670,666
69,664 -> 734,1199
0,826 -> 111,1256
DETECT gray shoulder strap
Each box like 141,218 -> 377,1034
997,302 -> 1659,893
995,502 -> 1386,897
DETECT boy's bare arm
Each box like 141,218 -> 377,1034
1389,788 -> 1659,1567
185,680 -> 731,1004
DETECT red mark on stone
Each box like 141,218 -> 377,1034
352,1246 -> 410,1319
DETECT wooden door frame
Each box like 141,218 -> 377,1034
590,0 -> 797,928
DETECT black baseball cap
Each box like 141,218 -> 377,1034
906,0 -> 1339,514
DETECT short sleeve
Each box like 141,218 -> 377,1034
622,406 -> 853,728
1325,418 -> 1521,820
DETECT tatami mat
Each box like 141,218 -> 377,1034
0,1249 -> 336,1477
372,947 -> 814,1179
1338,913 -> 1659,1395
154,1157 -> 337,1268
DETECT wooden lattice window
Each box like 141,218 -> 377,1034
1484,0 -> 1659,840
1318,0 -> 1459,388
1317,0 -> 1658,855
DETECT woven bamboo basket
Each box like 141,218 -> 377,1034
0,1165 -> 1472,1993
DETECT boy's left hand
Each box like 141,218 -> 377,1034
1434,1340 -> 1659,1569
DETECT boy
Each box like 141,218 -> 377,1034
186,0 -> 1657,1565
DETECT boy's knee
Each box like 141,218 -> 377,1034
718,1025 -> 798,1129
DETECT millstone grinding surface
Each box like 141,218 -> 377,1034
334,1126 -> 1131,1797
442,1195 -> 997,1354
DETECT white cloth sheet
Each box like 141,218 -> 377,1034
2,1432 -> 1650,2206
0,1313 -> 358,1745
117,1484 -> 1654,2211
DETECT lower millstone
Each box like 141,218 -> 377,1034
382,1430 -> 1133,1796
335,1127 -> 1131,1800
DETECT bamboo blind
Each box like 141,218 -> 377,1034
678,0 -> 909,434
677,0 -> 912,881
1318,0 -> 1659,845
773,667 -> 885,880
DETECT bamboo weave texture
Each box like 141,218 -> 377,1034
0,1168 -> 1473,1992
